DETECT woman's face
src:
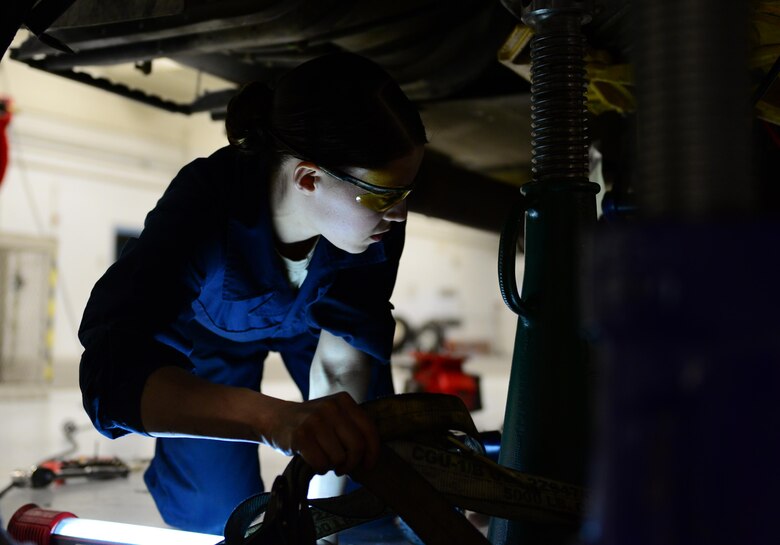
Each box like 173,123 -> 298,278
311,146 -> 424,254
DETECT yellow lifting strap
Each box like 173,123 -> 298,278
223,393 -> 586,545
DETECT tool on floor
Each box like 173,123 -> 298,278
9,456 -> 130,489
0,420 -> 129,500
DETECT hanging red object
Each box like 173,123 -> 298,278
1,97 -> 12,188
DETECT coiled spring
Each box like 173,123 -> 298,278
529,32 -> 589,184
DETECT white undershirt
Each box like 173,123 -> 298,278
278,241 -> 317,290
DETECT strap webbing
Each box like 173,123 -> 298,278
223,393 -> 586,545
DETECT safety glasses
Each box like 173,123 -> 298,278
319,165 -> 414,213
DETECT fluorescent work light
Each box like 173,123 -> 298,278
7,504 -> 223,545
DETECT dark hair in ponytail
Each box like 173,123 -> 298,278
225,52 -> 427,169
225,81 -> 275,152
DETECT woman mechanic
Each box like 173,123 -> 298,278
78,52 -> 426,536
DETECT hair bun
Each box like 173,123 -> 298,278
225,81 -> 274,153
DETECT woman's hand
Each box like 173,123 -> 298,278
268,391 -> 380,475
140,364 -> 379,477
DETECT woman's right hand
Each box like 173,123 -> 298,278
140,367 -> 379,476
265,391 -> 380,476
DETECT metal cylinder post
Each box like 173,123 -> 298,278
491,1 -> 597,544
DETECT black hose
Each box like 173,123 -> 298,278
497,197 -> 527,316
0,482 -> 15,500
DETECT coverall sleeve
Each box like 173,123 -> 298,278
78,151 -> 234,438
306,221 -> 406,364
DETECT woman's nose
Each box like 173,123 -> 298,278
383,199 -> 408,222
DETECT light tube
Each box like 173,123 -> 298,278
52,518 -> 223,545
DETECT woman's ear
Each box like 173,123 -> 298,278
292,161 -> 321,194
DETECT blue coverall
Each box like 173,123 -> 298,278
78,146 -> 402,534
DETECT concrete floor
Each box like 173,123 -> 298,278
0,353 -> 509,544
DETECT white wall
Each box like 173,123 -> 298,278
0,47 -> 522,386
396,215 -> 521,356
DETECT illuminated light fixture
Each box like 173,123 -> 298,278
8,504 -> 223,545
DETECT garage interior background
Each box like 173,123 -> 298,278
1,1 -> 780,544
0,6 -> 524,538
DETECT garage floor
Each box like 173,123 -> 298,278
0,353 -> 508,544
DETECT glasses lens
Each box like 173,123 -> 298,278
318,165 -> 413,212
356,190 -> 411,212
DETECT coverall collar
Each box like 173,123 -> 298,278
222,152 -> 388,301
